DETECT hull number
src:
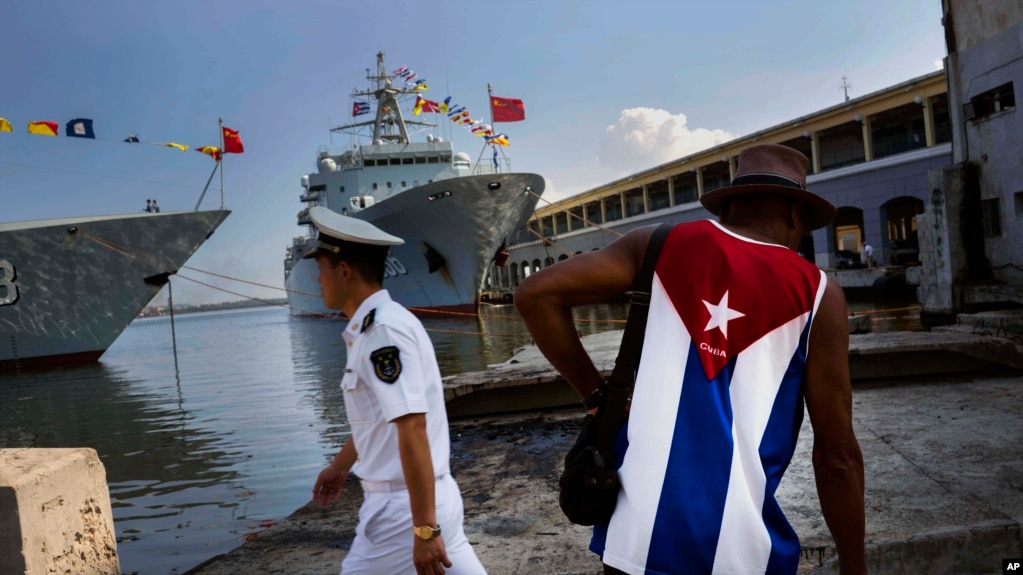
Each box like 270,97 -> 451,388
383,253 -> 408,279
0,260 -> 19,306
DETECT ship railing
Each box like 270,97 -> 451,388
471,157 -> 512,175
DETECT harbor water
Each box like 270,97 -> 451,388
0,302 -> 625,575
0,297 -> 917,574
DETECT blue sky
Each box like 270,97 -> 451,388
1,0 -> 946,304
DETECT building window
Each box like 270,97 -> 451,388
965,82 -> 1015,121
1014,191 -> 1023,216
981,198 -> 1002,237
401,181 -> 406,188
387,182 -> 392,189
339,186 -> 345,194
372,183 -> 378,190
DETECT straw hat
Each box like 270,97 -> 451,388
699,144 -> 836,230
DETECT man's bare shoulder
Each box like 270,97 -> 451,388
605,224 -> 662,267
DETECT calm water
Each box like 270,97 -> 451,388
0,302 -> 627,575
0,296 -> 916,574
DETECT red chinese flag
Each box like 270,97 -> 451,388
222,126 -> 244,154
490,96 -> 525,122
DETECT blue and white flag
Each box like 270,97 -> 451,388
65,118 -> 95,139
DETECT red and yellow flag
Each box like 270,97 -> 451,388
196,146 -> 222,161
27,121 -> 59,136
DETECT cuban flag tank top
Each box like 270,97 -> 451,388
593,220 -> 827,575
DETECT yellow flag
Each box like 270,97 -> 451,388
162,142 -> 189,151
0,118 -> 11,132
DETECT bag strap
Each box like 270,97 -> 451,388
596,223 -> 672,458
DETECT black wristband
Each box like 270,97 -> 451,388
581,382 -> 609,410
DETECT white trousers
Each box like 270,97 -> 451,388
340,474 -> 487,575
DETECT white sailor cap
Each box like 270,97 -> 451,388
302,206 -> 404,259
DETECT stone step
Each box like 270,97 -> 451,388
933,309 -> 1023,345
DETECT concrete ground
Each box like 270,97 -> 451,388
185,322 -> 1023,575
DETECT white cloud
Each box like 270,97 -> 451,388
598,107 -> 736,176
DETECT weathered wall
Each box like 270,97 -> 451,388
943,0 -> 1022,53
0,448 -> 120,575
943,0 -> 1023,304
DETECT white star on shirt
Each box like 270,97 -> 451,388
702,290 -> 745,339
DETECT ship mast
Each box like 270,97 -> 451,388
330,52 -> 434,144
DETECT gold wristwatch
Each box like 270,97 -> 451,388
413,525 -> 441,540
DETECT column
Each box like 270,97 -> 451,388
727,156 -> 736,181
862,116 -> 874,162
600,198 -> 607,224
695,167 -> 704,197
582,203 -> 589,227
810,132 -> 821,174
642,183 -> 650,214
667,177 -> 675,207
922,96 -> 936,147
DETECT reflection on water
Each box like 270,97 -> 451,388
1,308 -> 350,574
0,303 -> 626,575
0,296 -> 914,574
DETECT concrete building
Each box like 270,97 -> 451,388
492,71 -> 952,298
494,2 -> 1022,322
917,0 -> 1023,323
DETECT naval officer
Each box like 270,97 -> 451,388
306,206 -> 486,575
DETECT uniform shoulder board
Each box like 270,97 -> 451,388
360,308 -> 377,333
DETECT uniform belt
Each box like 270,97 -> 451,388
360,473 -> 449,494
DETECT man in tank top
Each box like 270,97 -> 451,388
515,144 -> 865,575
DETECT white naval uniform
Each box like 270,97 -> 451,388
339,289 -> 485,575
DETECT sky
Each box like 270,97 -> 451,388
0,0 -> 947,305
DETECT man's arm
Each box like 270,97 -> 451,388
805,280 -> 866,574
514,226 -> 656,402
312,437 -> 357,506
394,412 -> 452,574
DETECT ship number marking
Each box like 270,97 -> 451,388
383,253 -> 408,279
0,260 -> 19,306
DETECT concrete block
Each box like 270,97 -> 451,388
848,314 -> 872,334
0,448 -> 120,575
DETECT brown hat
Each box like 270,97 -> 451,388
699,144 -> 836,230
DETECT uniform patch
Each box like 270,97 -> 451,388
370,346 -> 401,383
361,309 -> 376,333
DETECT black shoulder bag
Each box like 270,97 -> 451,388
558,223 -> 672,526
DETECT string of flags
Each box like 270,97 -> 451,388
350,64 -> 525,147
0,117 -> 244,161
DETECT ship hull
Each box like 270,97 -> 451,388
0,210 -> 230,369
286,173 -> 543,316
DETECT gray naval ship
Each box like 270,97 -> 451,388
284,52 -> 544,316
1,210 -> 229,369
